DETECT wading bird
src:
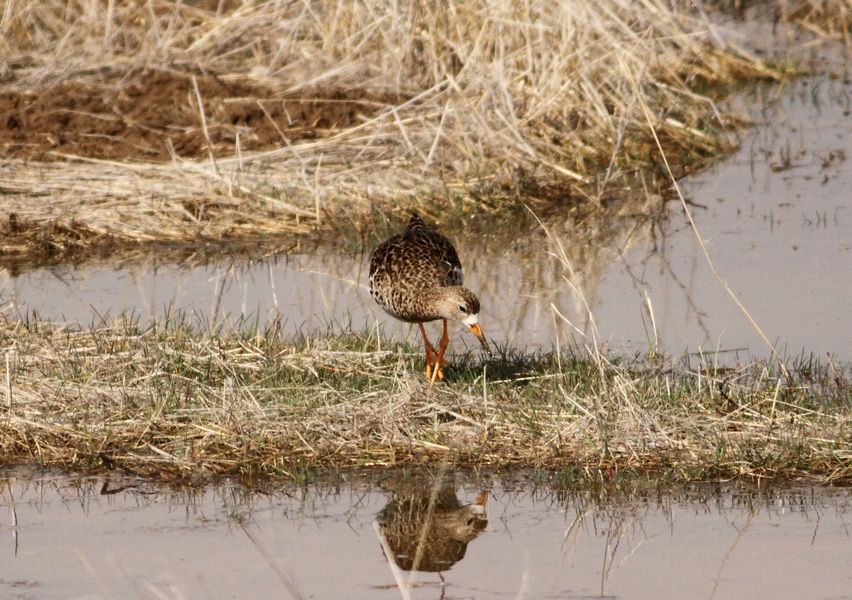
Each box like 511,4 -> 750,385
369,213 -> 491,382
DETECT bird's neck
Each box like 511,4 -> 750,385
416,286 -> 456,320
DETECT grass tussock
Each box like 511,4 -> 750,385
0,317 -> 848,484
0,0 -> 810,256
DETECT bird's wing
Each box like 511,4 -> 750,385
404,217 -> 464,287
436,238 -> 464,286
411,230 -> 464,287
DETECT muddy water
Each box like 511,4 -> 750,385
1,75 -> 850,361
1,472 -> 849,600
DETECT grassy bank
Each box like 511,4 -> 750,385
1,317 -> 849,484
0,0 -> 837,259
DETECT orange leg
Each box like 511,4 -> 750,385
418,323 -> 438,378
430,319 -> 449,384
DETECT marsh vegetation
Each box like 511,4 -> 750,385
1,316 -> 848,482
2,0 -> 844,259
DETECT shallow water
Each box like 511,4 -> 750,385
1,472 -> 849,600
1,75 -> 850,361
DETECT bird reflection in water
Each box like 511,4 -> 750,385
376,482 -> 488,582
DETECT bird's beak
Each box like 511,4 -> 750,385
468,323 -> 492,356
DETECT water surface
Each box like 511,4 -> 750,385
1,472 -> 849,599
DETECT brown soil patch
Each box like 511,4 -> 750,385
0,71 -> 391,162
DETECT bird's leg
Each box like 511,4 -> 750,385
430,319 -> 449,384
418,323 -> 438,379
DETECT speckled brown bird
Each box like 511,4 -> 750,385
369,213 -> 491,382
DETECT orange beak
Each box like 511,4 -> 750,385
468,323 -> 492,356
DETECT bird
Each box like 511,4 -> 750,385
369,212 -> 491,382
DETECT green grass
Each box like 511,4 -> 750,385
1,316 -> 848,485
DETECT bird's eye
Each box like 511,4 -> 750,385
458,305 -> 467,313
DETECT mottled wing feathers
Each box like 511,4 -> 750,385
369,213 -> 464,320
404,213 -> 464,286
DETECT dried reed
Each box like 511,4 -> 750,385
0,0 -> 820,255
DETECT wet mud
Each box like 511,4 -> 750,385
0,70 -> 393,161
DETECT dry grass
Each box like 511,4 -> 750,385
776,0 -> 850,41
0,0 -> 815,256
1,316 -> 848,484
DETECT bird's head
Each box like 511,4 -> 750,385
434,287 -> 492,356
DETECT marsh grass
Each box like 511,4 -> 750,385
0,0 -> 832,258
1,316 -> 848,484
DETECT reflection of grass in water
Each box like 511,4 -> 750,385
7,467 -> 845,519
4,469 -> 846,599
1,315 -> 848,484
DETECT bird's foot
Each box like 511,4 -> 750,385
426,356 -> 448,383
426,361 -> 444,381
